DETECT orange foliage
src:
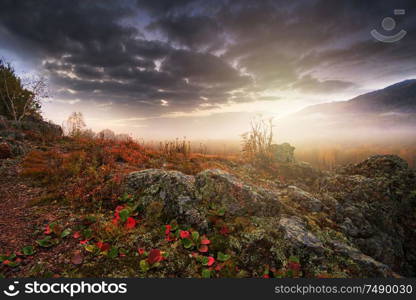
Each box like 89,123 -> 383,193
21,136 -> 152,208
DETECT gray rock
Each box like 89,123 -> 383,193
195,169 -> 280,217
124,169 -> 206,228
287,185 -> 323,212
330,240 -> 397,277
278,216 -> 325,251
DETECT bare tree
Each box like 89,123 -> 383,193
64,112 -> 86,137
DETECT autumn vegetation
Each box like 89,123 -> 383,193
1,60 -> 415,278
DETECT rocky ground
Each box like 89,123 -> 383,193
0,119 -> 415,278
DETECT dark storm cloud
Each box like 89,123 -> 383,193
148,15 -> 224,51
0,0 -> 416,117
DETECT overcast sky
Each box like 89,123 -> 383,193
1,0 -> 415,139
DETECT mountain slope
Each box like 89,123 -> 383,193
298,79 -> 416,116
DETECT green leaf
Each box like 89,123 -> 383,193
60,228 -> 71,239
22,245 -> 36,256
108,247 -> 119,259
202,268 -> 211,278
85,244 -> 98,253
217,252 -> 230,262
191,231 -> 200,242
36,236 -> 54,248
217,208 -> 226,216
119,209 -> 130,222
181,238 -> 193,249
140,259 -> 150,272
200,256 -> 209,266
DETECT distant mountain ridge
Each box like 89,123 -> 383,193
298,79 -> 416,116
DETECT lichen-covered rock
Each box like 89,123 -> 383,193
124,169 -> 207,228
125,168 -> 281,228
330,240 -> 397,277
195,169 -> 280,217
287,186 -> 323,212
278,216 -> 325,251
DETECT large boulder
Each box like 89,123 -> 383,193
124,168 -> 281,229
124,169 -> 206,228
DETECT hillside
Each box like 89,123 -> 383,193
298,79 -> 416,115
0,117 -> 415,278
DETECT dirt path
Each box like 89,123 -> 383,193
0,159 -> 44,254
0,158 -> 78,277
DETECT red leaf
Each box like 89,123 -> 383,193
198,245 -> 209,253
165,225 -> 172,235
180,230 -> 190,239
96,241 -> 110,252
200,236 -> 210,245
44,224 -> 51,235
148,249 -> 162,265
2,260 -> 11,265
79,239 -> 89,245
207,256 -> 215,266
138,248 -> 145,255
73,231 -> 81,239
215,264 -> 222,271
112,216 -> 119,225
125,217 -> 136,229
115,205 -> 124,213
262,274 -> 270,278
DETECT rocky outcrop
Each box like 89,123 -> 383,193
320,155 -> 416,276
124,168 -> 281,229
270,143 -> 295,163
123,158 -> 413,277
339,154 -> 409,178
0,115 -> 62,159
